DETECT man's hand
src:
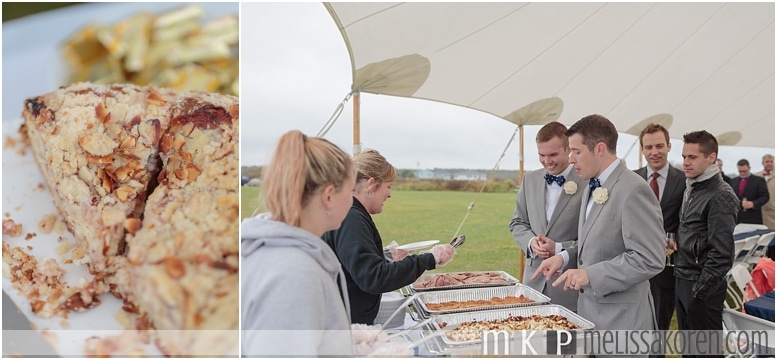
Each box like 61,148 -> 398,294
530,234 -> 556,259
531,254 -> 564,281
552,269 -> 590,291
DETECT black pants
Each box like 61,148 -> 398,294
651,267 -> 676,330
675,278 -> 726,358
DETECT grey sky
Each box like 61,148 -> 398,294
240,2 -> 774,175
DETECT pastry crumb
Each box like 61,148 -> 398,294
39,214 -> 58,233
2,219 -> 22,236
24,233 -> 37,240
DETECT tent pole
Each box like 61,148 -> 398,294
353,91 -> 361,154
518,124 -> 524,187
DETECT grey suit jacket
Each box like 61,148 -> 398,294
576,161 -> 665,330
509,168 -> 585,310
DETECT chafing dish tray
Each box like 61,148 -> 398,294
431,304 -> 595,347
416,284 -> 550,315
409,271 -> 519,292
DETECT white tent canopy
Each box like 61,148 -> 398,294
325,2 -> 775,149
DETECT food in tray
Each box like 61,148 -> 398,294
440,314 -> 580,342
425,295 -> 534,311
61,5 -> 238,95
414,271 -> 511,289
16,82 -> 239,355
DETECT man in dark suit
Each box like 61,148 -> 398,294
634,124 -> 686,344
730,159 -> 769,224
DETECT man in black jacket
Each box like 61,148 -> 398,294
634,124 -> 686,342
730,159 -> 770,225
675,131 -> 738,357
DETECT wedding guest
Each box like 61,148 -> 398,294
729,159 -> 769,225
323,149 -> 456,325
634,123 -> 685,338
674,131 -> 738,357
241,130 -> 356,356
533,114 -> 664,334
510,121 -> 583,311
717,159 -> 732,185
756,154 -> 774,229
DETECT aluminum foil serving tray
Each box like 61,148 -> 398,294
409,270 -> 519,292
416,284 -> 551,315
430,304 -> 596,347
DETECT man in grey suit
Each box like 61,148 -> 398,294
634,123 -> 686,336
533,114 -> 665,335
509,121 -> 584,311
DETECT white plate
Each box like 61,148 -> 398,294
1,3 -> 238,357
397,240 -> 440,251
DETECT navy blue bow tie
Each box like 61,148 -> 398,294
545,174 -> 566,186
589,178 -> 601,191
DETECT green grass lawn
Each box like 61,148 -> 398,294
241,187 -> 523,276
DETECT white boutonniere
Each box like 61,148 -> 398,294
593,187 -> 608,204
563,181 -> 577,195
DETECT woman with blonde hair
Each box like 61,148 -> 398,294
241,130 -> 355,356
323,149 -> 456,325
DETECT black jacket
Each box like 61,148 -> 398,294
729,174 -> 770,224
675,174 -> 739,300
322,197 -> 436,325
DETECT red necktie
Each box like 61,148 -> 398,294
650,172 -> 660,200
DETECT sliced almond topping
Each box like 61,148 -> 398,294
159,133 -> 174,153
228,104 -> 239,120
147,119 -> 162,147
86,154 -> 115,165
115,152 -> 140,161
164,257 -> 186,279
182,122 -> 195,137
130,169 -> 146,180
51,125 -> 61,136
114,185 -> 133,202
118,136 -> 137,150
173,168 -> 187,180
79,133 -> 118,157
173,134 -> 185,151
115,166 -> 131,182
145,88 -> 167,106
180,151 -> 193,162
95,103 -> 110,124
124,218 -> 141,235
185,163 -> 201,182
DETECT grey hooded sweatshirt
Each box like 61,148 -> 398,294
241,213 -> 353,356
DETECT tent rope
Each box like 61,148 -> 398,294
451,125 -> 520,238
316,92 -> 353,137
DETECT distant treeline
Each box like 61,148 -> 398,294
242,166 -> 521,193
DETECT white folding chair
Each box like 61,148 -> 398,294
734,223 -> 768,235
733,235 -> 760,269
744,232 -> 775,266
729,263 -> 761,303
722,309 -> 775,357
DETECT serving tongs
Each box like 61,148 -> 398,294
449,234 -> 466,248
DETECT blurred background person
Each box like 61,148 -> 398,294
716,159 -> 732,185
634,123 -> 685,340
756,154 -> 774,229
730,159 -> 769,225
510,121 -> 583,312
241,131 -> 356,356
323,149 -> 456,325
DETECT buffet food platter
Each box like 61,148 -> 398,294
431,305 -> 595,348
409,270 -> 519,292
414,284 -> 551,316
